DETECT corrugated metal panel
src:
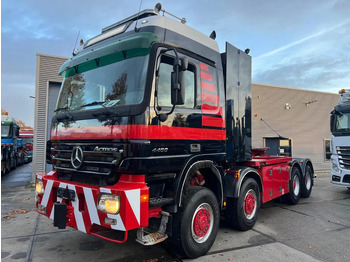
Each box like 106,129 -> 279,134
32,54 -> 68,181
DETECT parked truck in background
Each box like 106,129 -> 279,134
330,89 -> 350,188
35,4 -> 314,258
1,113 -> 24,175
19,129 -> 34,163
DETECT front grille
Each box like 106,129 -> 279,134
51,142 -> 123,177
337,146 -> 350,170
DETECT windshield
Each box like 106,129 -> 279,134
1,125 -> 11,138
334,112 -> 350,133
21,137 -> 33,144
56,49 -> 149,113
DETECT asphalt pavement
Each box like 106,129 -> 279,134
1,164 -> 350,262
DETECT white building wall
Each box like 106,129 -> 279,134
32,54 -> 68,181
252,84 -> 339,170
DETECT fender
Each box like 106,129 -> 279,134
169,154 -> 224,211
224,166 -> 262,198
291,157 -> 314,185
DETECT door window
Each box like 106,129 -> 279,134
157,55 -> 195,108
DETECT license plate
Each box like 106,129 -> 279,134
54,203 -> 67,229
57,187 -> 76,201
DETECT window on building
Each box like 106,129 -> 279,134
324,139 -> 331,161
265,137 -> 292,157
157,55 -> 195,108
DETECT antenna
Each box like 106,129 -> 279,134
134,0 -> 143,32
72,30 -> 80,56
260,118 -> 283,138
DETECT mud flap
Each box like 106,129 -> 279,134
54,203 -> 67,229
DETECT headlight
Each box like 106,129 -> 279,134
97,194 -> 120,214
332,161 -> 340,173
35,179 -> 44,194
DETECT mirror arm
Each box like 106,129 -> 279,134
153,47 -> 181,122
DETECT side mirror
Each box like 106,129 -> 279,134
46,140 -> 52,164
171,57 -> 186,105
330,112 -> 336,133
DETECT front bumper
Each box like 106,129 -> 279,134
36,171 -> 149,235
331,170 -> 350,186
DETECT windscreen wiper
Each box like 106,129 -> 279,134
54,106 -> 69,112
81,101 -> 119,117
54,107 -> 73,121
80,101 -> 105,108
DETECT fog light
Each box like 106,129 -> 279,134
104,217 -> 117,225
332,175 -> 341,182
35,194 -> 41,202
97,194 -> 120,214
36,179 -> 44,194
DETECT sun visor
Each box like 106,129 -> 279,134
59,32 -> 159,75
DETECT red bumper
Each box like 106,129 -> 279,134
36,171 -> 149,235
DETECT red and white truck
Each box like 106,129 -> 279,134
36,4 -> 314,258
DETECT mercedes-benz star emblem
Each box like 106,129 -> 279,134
71,146 -> 83,169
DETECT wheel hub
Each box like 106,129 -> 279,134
244,193 -> 255,215
193,208 -> 210,237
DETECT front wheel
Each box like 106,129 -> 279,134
283,167 -> 301,205
301,165 -> 313,198
226,178 -> 260,231
169,187 -> 220,258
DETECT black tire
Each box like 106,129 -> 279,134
169,187 -> 220,258
226,178 -> 260,231
301,165 -> 313,198
283,168 -> 301,205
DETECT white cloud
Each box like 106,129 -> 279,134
255,19 -> 350,61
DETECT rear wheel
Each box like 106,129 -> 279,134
283,168 -> 301,205
169,187 -> 220,258
226,178 -> 260,231
301,165 -> 313,198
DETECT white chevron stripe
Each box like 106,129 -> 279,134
125,189 -> 140,225
41,180 -> 53,207
68,184 -> 86,233
49,182 -> 67,219
83,187 -> 100,225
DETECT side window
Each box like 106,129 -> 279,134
157,55 -> 195,108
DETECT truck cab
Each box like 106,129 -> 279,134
1,114 -> 20,174
330,89 -> 350,187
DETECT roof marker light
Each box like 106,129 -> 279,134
85,23 -> 129,47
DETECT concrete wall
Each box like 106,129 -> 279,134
252,83 -> 339,170
32,54 -> 68,181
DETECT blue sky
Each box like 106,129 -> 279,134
2,0 -> 350,127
